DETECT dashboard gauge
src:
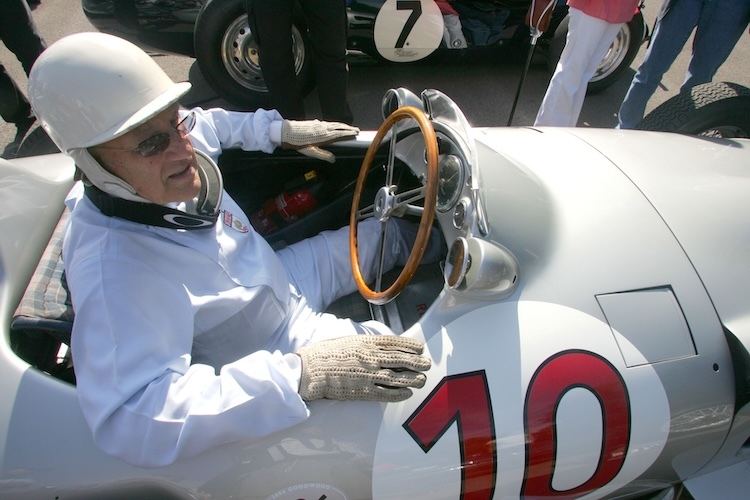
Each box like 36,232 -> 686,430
453,199 -> 467,229
437,154 -> 464,212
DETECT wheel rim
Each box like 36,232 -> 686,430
590,24 -> 630,83
220,15 -> 306,93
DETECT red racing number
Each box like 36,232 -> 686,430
522,350 -> 631,497
404,371 -> 496,500
404,351 -> 631,499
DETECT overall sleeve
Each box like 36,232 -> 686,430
187,107 -> 285,162
69,250 -> 308,467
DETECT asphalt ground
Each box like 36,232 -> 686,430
2,0 -> 749,156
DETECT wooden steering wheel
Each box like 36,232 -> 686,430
349,106 -> 439,305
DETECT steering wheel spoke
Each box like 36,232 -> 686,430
349,106 -> 439,305
356,203 -> 376,221
393,185 -> 426,209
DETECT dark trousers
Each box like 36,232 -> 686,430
0,0 -> 46,124
247,0 -> 353,124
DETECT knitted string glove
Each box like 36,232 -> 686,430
297,335 -> 431,402
281,119 -> 360,164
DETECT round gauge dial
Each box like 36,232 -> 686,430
453,199 -> 467,229
437,154 -> 464,212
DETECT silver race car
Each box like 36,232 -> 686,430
1,88 -> 749,499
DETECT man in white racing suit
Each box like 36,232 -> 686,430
28,33 -> 436,467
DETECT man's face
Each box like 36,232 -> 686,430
91,105 -> 201,205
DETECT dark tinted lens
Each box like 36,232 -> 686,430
135,133 -> 170,157
178,111 -> 196,135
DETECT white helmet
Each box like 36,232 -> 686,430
28,32 -> 192,201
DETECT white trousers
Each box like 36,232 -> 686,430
534,8 -> 623,127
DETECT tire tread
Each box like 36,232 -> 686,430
636,81 -> 750,136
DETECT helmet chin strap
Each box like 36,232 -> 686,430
84,150 -> 224,230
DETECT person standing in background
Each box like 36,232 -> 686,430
436,0 -> 468,49
246,0 -> 354,124
534,0 -> 639,127
618,0 -> 750,129
1,0 -> 47,158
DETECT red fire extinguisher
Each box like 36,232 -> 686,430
250,170 -> 322,235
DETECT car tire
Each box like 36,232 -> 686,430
547,11 -> 645,94
194,0 -> 313,110
15,125 -> 59,158
636,81 -> 750,138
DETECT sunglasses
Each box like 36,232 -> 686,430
94,111 -> 197,158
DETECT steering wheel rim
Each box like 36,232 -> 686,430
349,106 -> 439,305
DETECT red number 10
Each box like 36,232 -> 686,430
403,351 -> 631,499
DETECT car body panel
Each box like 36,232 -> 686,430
563,130 -> 750,343
81,0 -> 201,57
1,91 -> 749,498
374,300 -> 673,498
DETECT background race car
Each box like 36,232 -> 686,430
82,0 -> 647,108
